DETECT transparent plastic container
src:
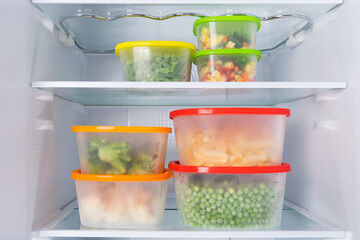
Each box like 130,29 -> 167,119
193,49 -> 261,82
115,41 -> 196,82
72,169 -> 172,228
170,108 -> 290,167
73,126 -> 172,175
169,161 -> 290,229
193,16 -> 261,51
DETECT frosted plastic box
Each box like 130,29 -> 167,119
169,161 -> 291,229
193,49 -> 261,82
73,126 -> 172,175
115,41 -> 196,82
170,108 -> 290,167
72,169 -> 172,228
193,16 -> 261,51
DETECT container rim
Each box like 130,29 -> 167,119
72,126 -> 172,133
193,15 -> 261,36
170,108 -> 290,119
193,49 -> 261,64
71,169 -> 173,182
115,41 -> 197,57
169,161 -> 291,174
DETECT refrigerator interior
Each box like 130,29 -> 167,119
0,0 -> 359,239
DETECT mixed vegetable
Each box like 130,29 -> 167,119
122,51 -> 190,82
198,57 -> 256,82
85,137 -> 159,175
178,174 -> 279,229
199,28 -> 252,50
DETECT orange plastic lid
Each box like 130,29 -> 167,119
71,169 -> 172,182
72,126 -> 172,133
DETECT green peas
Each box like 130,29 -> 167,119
181,179 -> 278,229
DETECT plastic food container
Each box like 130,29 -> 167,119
193,49 -> 261,82
169,161 -> 290,229
115,41 -> 196,82
72,169 -> 172,228
73,126 -> 172,175
193,16 -> 261,51
170,108 -> 290,167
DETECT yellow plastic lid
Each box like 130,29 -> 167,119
115,41 -> 197,57
72,126 -> 172,133
71,169 -> 173,182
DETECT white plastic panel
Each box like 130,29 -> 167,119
31,81 -> 346,106
35,199 -> 346,239
32,1 -> 342,53
271,0 -> 360,239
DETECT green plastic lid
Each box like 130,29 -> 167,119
193,49 -> 261,64
193,15 -> 261,36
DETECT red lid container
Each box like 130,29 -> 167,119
169,161 -> 291,174
170,108 -> 291,119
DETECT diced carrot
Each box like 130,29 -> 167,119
243,42 -> 248,48
228,72 -> 235,78
234,67 -> 239,72
223,36 -> 227,42
242,72 -> 249,82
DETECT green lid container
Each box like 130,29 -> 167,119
193,49 -> 261,82
193,15 -> 261,51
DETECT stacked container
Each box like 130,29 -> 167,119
71,126 -> 173,228
192,16 -> 262,82
169,108 -> 291,229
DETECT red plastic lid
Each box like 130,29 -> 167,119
169,108 -> 290,119
169,161 -> 291,174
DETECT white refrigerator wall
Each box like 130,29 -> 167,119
271,0 -> 360,238
0,0 -> 359,240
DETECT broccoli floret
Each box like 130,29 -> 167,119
98,142 -> 131,174
128,152 -> 156,175
89,137 -> 107,149
87,137 -> 112,174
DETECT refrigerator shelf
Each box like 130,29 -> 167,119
34,198 -> 347,239
31,81 -> 346,106
32,0 -> 342,53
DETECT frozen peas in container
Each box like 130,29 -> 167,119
169,161 -> 291,229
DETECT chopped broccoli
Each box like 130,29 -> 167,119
85,137 -> 158,175
128,152 -> 156,175
98,142 -> 131,174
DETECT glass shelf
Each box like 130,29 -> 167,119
32,0 -> 342,53
35,198 -> 346,239
31,81 -> 346,106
